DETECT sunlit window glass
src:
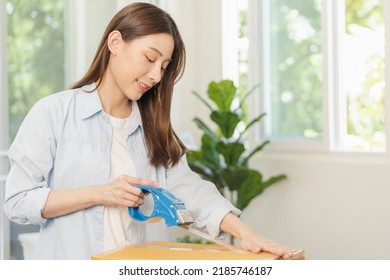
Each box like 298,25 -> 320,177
268,0 -> 323,139
7,0 -> 67,141
343,0 -> 385,151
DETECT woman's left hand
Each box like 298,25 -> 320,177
239,231 -> 293,260
220,212 -> 293,260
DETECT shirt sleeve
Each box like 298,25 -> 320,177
3,100 -> 57,225
166,154 -> 241,238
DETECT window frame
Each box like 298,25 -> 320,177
384,0 -> 390,153
221,0 -> 240,84
0,0 -> 10,260
0,0 -> 8,150
245,0 -> 390,155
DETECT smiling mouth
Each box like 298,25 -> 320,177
137,80 -> 151,93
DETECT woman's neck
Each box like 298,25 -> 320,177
97,79 -> 132,119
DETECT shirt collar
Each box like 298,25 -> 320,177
128,99 -> 143,135
78,83 -> 143,133
79,83 -> 103,120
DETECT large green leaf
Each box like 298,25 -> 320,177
187,160 -> 213,179
235,170 -> 266,210
216,142 -> 246,167
186,150 -> 202,162
187,156 -> 225,192
200,134 -> 221,170
208,80 -> 236,112
210,111 -> 240,138
219,167 -> 255,192
236,173 -> 287,210
263,174 -> 287,189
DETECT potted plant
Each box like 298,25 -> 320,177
187,79 -> 287,212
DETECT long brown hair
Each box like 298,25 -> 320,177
71,3 -> 187,168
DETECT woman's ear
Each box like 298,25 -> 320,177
107,30 -> 123,56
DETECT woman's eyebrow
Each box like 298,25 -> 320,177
148,47 -> 172,61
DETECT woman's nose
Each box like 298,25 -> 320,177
148,65 -> 163,83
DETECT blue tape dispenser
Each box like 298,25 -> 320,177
127,185 -> 193,227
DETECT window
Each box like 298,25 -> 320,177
225,0 -> 387,152
341,0 -> 385,151
7,0 -> 68,141
267,0 -> 323,140
1,0 -> 68,259
0,0 -> 9,260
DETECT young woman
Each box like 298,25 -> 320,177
3,2 -> 292,260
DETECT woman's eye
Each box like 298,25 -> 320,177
146,56 -> 155,63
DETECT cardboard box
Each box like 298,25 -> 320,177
92,242 -> 305,260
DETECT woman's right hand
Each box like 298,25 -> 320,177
42,175 -> 157,219
97,174 -> 158,207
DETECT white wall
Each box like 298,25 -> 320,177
165,0 -> 223,142
68,0 -> 118,83
243,153 -> 390,259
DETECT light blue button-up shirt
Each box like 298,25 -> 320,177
3,84 -> 240,259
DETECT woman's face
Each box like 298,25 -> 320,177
107,32 -> 174,101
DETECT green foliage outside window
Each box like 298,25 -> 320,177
7,0 -> 66,141
269,0 -> 323,138
266,0 -> 384,149
344,0 -> 385,150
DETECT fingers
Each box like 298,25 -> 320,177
119,190 -> 145,207
122,175 -> 156,206
241,236 -> 293,260
115,182 -> 144,207
118,174 -> 158,188
108,175 -> 158,207
259,242 -> 293,260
